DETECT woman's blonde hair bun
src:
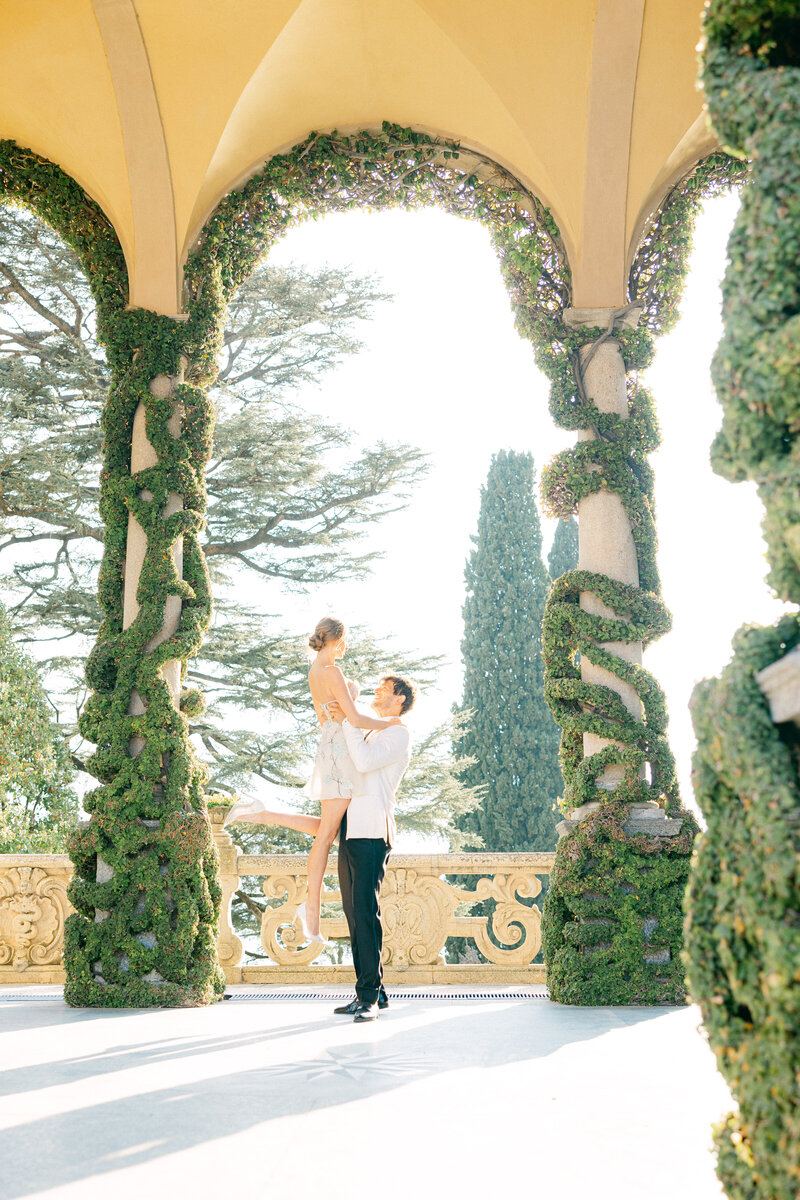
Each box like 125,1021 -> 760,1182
309,616 -> 346,653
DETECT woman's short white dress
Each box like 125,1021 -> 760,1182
307,700 -> 358,801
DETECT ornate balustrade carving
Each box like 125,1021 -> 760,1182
236,852 -> 551,984
0,833 -> 554,986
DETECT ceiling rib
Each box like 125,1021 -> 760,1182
92,0 -> 180,311
575,0 -> 645,307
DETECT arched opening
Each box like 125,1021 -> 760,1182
0,128 -> 750,1008
0,146 -> 568,982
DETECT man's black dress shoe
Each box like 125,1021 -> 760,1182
333,992 -> 388,1015
353,1001 -> 379,1023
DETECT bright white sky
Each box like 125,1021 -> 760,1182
264,192 -> 785,825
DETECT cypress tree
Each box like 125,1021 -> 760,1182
455,450 -> 562,851
0,603 -> 79,851
547,515 -> 579,581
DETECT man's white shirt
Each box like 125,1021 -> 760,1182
341,720 -> 411,846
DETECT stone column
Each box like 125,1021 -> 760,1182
564,306 -> 643,791
94,368 -> 185,916
122,369 -> 185,755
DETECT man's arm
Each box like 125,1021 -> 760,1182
342,722 -> 410,773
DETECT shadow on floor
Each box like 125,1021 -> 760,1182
0,999 -> 679,1198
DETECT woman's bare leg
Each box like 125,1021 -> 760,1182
223,793 -> 319,832
235,809 -> 321,836
305,798 -> 350,936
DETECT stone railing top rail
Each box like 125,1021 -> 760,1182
0,854 -> 74,866
238,851 -> 556,873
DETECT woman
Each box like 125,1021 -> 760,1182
223,617 -> 400,942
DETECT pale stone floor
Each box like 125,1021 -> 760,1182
0,986 -> 732,1200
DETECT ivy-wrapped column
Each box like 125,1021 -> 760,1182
65,309 -> 225,1007
0,142 -> 224,1006
568,306 -> 646,785
540,304 -> 698,1006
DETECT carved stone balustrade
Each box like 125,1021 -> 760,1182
235,851 -> 553,985
0,830 -> 554,987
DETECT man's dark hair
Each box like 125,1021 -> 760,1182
383,674 -> 416,716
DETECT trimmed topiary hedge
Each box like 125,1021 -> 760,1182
702,1 -> 800,605
688,617 -> 800,1200
684,2 -> 800,1194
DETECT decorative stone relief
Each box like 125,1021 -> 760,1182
259,871 -> 325,966
0,864 -> 73,972
247,855 -> 550,972
452,870 -> 544,966
381,868 -> 456,968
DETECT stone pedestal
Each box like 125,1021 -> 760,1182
556,801 -> 684,840
756,646 -> 800,726
208,807 -> 244,983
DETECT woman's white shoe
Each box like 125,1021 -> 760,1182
222,793 -> 265,828
296,902 -> 326,945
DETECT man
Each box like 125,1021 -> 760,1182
329,674 -> 415,1023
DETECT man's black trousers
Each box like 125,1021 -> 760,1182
337,811 -> 390,1006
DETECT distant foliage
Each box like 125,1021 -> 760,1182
455,451 -> 561,851
684,4 -> 800,1197
0,604 -> 78,851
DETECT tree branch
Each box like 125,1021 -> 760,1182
0,262 -> 77,339
233,889 -> 266,919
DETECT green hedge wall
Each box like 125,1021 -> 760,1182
685,2 -> 800,1195
688,618 -> 800,1200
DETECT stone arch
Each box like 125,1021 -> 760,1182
0,128 -> 572,1009
182,125 -> 570,343
181,127 -> 739,1007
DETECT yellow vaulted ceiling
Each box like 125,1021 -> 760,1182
0,0 -> 717,311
